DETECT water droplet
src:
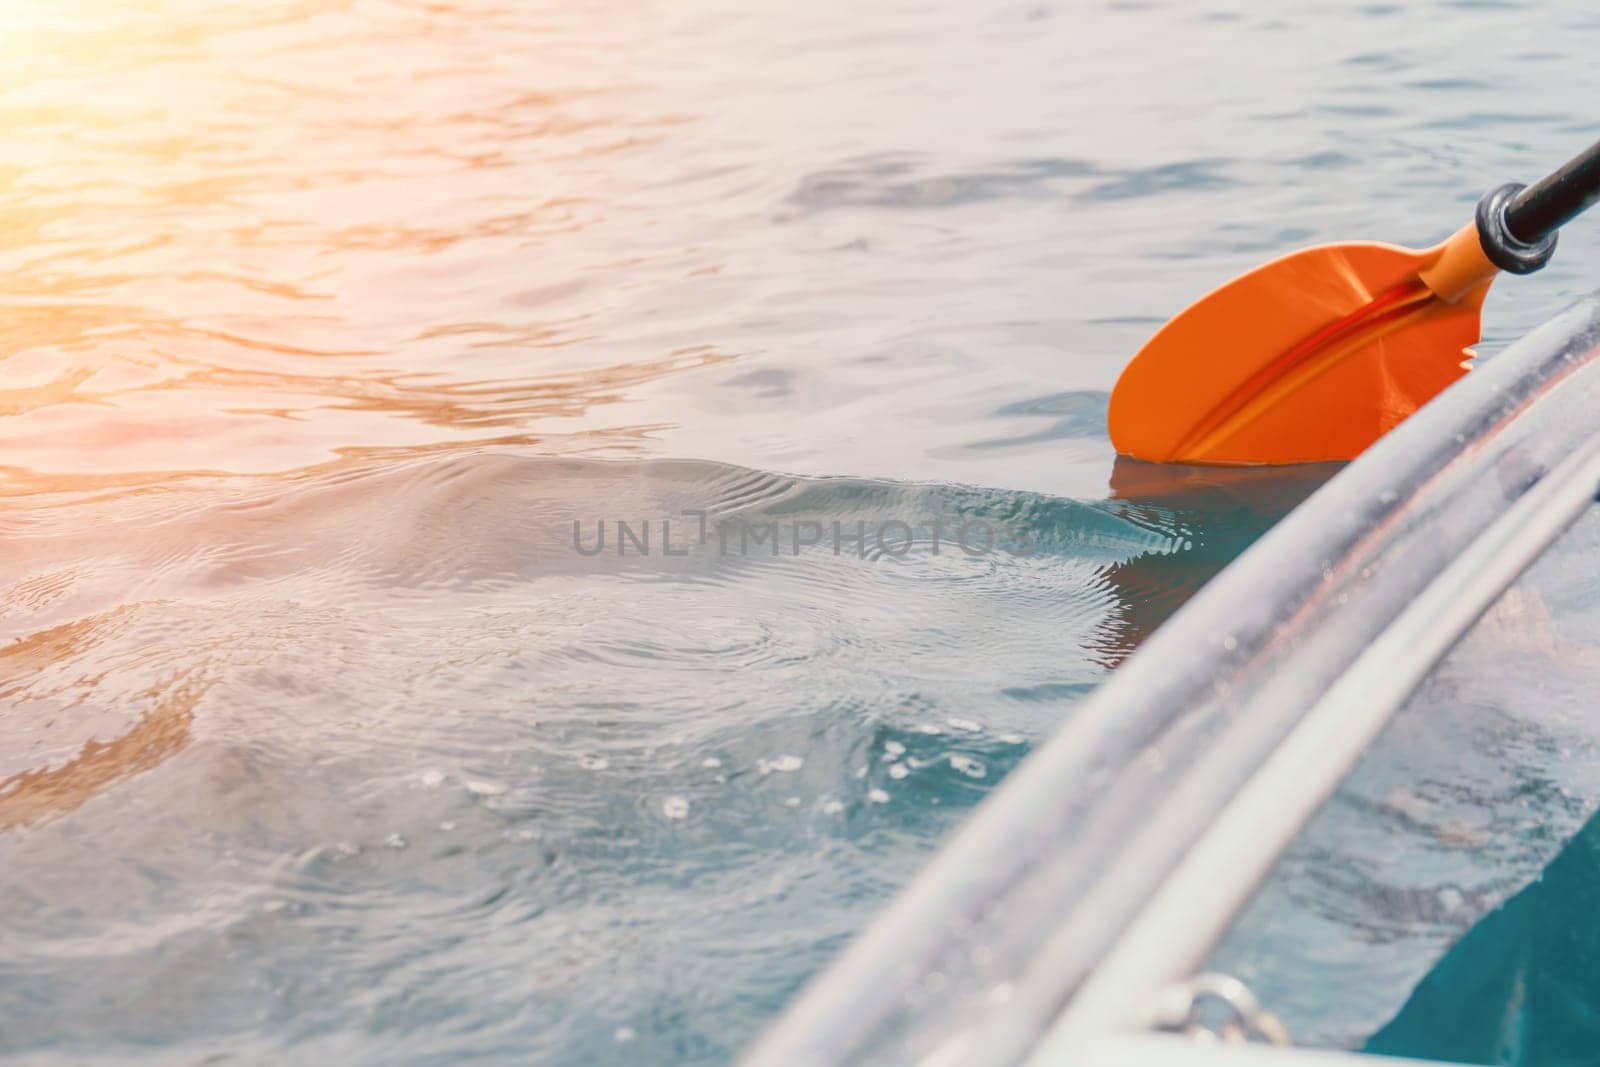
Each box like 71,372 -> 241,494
888,763 -> 909,780
662,795 -> 690,820
701,756 -> 723,769
821,798 -> 846,815
419,769 -> 445,790
465,779 -> 506,797
614,1027 -> 636,1044
384,833 -> 407,849
758,754 -> 803,774
883,740 -> 907,760
867,788 -> 890,804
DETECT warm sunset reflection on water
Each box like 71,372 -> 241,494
0,1 -> 746,488
2,0 -> 1599,1062
3,1 -> 1593,494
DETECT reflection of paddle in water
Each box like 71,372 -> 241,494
0,614 -> 204,830
1091,456 -> 1338,668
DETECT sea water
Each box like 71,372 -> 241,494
2,0 -> 1598,1062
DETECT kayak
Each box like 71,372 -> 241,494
745,289 -> 1600,1066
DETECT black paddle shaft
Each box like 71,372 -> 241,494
1506,137 -> 1600,245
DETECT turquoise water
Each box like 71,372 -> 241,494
1369,807 -> 1600,1064
0,454 -> 1323,1063
2,0 -> 1599,1062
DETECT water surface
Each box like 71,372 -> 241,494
3,0 -> 1599,1061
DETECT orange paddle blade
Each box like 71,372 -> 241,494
1108,225 -> 1500,465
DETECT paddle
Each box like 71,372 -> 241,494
1109,136 -> 1600,465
